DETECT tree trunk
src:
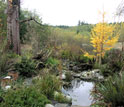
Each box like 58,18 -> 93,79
7,0 -> 21,55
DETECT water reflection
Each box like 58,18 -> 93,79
62,79 -> 94,106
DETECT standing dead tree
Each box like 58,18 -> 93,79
7,0 -> 21,54
7,0 -> 43,55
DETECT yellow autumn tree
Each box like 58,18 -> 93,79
91,12 -> 119,65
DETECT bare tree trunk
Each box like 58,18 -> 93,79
7,0 -> 21,55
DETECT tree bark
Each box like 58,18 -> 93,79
7,0 -> 21,55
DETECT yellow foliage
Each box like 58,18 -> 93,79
84,52 -> 95,59
81,49 -> 95,59
84,12 -> 120,64
90,21 -> 119,59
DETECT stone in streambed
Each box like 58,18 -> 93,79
55,103 -> 70,107
45,104 -> 54,107
73,73 -> 81,78
54,91 -> 72,103
62,73 -> 66,80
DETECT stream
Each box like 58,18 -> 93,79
62,79 -> 94,106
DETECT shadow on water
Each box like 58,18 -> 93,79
62,79 -> 94,106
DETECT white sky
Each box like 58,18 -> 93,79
21,0 -> 122,26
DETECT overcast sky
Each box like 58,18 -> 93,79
21,0 -> 122,26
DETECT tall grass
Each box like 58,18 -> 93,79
92,73 -> 124,107
33,73 -> 61,99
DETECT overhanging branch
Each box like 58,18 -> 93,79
20,17 -> 42,26
20,17 -> 33,23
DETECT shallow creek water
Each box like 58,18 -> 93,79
62,79 -> 94,106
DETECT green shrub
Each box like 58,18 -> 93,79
0,87 -> 51,107
34,73 -> 61,98
15,57 -> 36,77
46,57 -> 60,67
92,73 -> 124,107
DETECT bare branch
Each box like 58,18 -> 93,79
33,18 -> 42,26
20,17 -> 42,26
116,0 -> 124,16
20,17 -> 33,23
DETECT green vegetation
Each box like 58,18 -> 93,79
20,10 -> 28,43
46,57 -> 60,67
15,57 -> 36,77
0,1 -> 7,35
33,73 -> 61,99
91,73 -> 124,107
0,1 -> 7,74
0,87 -> 51,107
0,39 -> 8,74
